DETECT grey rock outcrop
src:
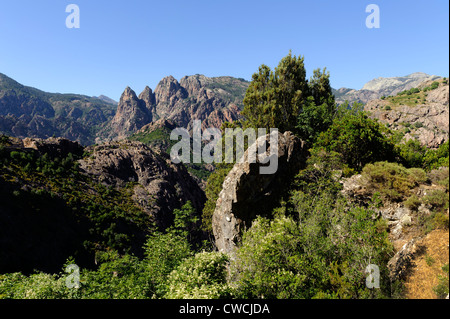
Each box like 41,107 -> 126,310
387,238 -> 419,281
79,140 -> 206,229
212,131 -> 308,254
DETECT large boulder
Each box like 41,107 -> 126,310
212,131 -> 308,254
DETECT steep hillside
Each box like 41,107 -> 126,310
364,78 -> 449,148
0,73 -> 116,145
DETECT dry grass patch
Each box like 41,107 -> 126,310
403,228 -> 449,299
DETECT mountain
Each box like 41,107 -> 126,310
93,95 -> 118,105
99,74 -> 249,142
0,73 -> 116,146
333,72 -> 443,105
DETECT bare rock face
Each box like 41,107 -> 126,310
79,140 -> 206,229
109,87 -> 153,140
212,131 -> 308,254
387,238 -> 419,282
364,84 -> 449,148
333,72 -> 442,105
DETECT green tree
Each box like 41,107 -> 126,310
422,141 -> 449,171
315,111 -> 396,171
397,139 -> 427,168
242,52 -> 309,133
296,68 -> 336,145
242,52 -> 335,143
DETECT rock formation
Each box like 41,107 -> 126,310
22,136 -> 84,158
364,83 -> 449,148
108,87 -> 153,141
78,140 -> 206,229
0,72 -> 116,146
212,131 -> 308,254
98,75 -> 249,142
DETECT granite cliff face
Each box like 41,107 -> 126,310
108,87 -> 153,140
99,74 -> 249,142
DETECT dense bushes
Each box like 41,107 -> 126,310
229,191 -> 394,299
314,111 -> 396,171
164,252 -> 230,299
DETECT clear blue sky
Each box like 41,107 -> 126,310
0,0 -> 448,101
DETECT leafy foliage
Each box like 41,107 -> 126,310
242,51 -> 334,142
164,252 -> 230,299
315,111 -> 396,171
230,191 -> 394,299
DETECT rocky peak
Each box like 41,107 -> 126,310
154,76 -> 188,105
179,74 -> 209,96
334,73 -> 443,105
122,86 -> 137,100
109,87 -> 152,140
138,86 -> 156,111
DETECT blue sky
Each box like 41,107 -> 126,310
0,0 -> 448,101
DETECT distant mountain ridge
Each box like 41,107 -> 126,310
333,72 -> 443,105
1,71 -> 446,146
0,73 -> 116,145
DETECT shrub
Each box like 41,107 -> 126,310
432,213 -> 449,230
315,112 -> 396,171
361,162 -> 427,201
413,122 -> 423,129
404,194 -> 421,211
423,141 -> 449,171
397,139 -> 427,168
423,189 -> 449,212
230,191 -> 394,299
433,264 -> 449,299
164,252 -> 230,299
